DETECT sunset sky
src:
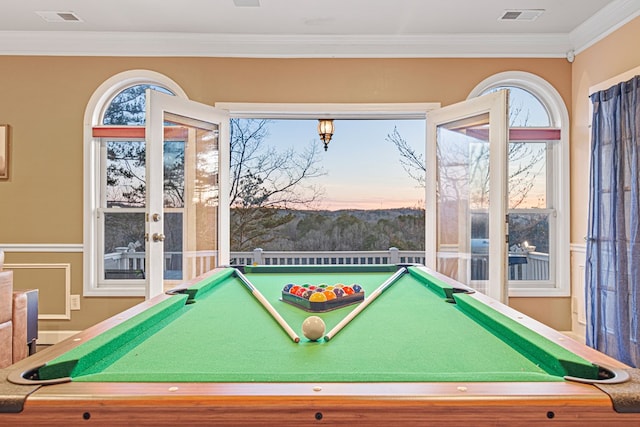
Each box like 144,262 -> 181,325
259,89 -> 550,211
263,119 -> 426,211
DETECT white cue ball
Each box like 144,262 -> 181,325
302,316 -> 326,341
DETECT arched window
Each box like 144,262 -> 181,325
469,72 -> 570,296
102,84 -> 174,125
83,71 -> 187,296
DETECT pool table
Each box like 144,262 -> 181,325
1,264 -> 639,426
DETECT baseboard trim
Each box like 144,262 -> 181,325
560,330 -> 586,344
38,330 -> 81,345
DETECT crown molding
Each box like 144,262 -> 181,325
570,0 -> 640,54
1,0 -> 639,60
0,31 -> 572,58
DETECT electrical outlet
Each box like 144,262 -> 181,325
70,294 -> 81,311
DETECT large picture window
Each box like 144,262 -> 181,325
84,71 -> 566,298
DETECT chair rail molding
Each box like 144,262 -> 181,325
0,243 -> 83,253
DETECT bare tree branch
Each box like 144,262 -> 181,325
386,127 -> 425,187
229,118 -> 327,249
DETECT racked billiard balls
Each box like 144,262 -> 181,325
302,316 -> 326,341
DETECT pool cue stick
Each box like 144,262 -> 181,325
233,268 -> 300,343
324,266 -> 408,341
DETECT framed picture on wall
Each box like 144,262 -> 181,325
0,125 -> 8,179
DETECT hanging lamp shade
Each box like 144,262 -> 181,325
318,119 -> 334,151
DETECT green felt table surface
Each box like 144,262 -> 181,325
39,265 -> 599,383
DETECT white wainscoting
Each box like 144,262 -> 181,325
4,262 -> 72,320
570,243 -> 587,343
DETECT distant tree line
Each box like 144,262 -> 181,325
232,208 -> 425,252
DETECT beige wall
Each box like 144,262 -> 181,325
571,16 -> 640,243
0,55 -> 574,336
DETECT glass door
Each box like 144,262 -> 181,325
425,91 -> 509,303
145,90 -> 229,299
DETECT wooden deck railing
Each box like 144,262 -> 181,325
104,248 -> 549,281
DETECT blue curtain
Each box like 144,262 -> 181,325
586,75 -> 640,368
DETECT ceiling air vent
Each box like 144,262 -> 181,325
233,0 -> 261,7
36,11 -> 83,23
499,9 -> 545,22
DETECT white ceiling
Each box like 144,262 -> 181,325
1,0 -> 639,58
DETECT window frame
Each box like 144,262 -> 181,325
468,71 -> 570,297
84,72 -> 567,298
83,70 -> 188,297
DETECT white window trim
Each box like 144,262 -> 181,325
214,103 -> 439,119
468,71 -> 570,297
83,70 -> 188,297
